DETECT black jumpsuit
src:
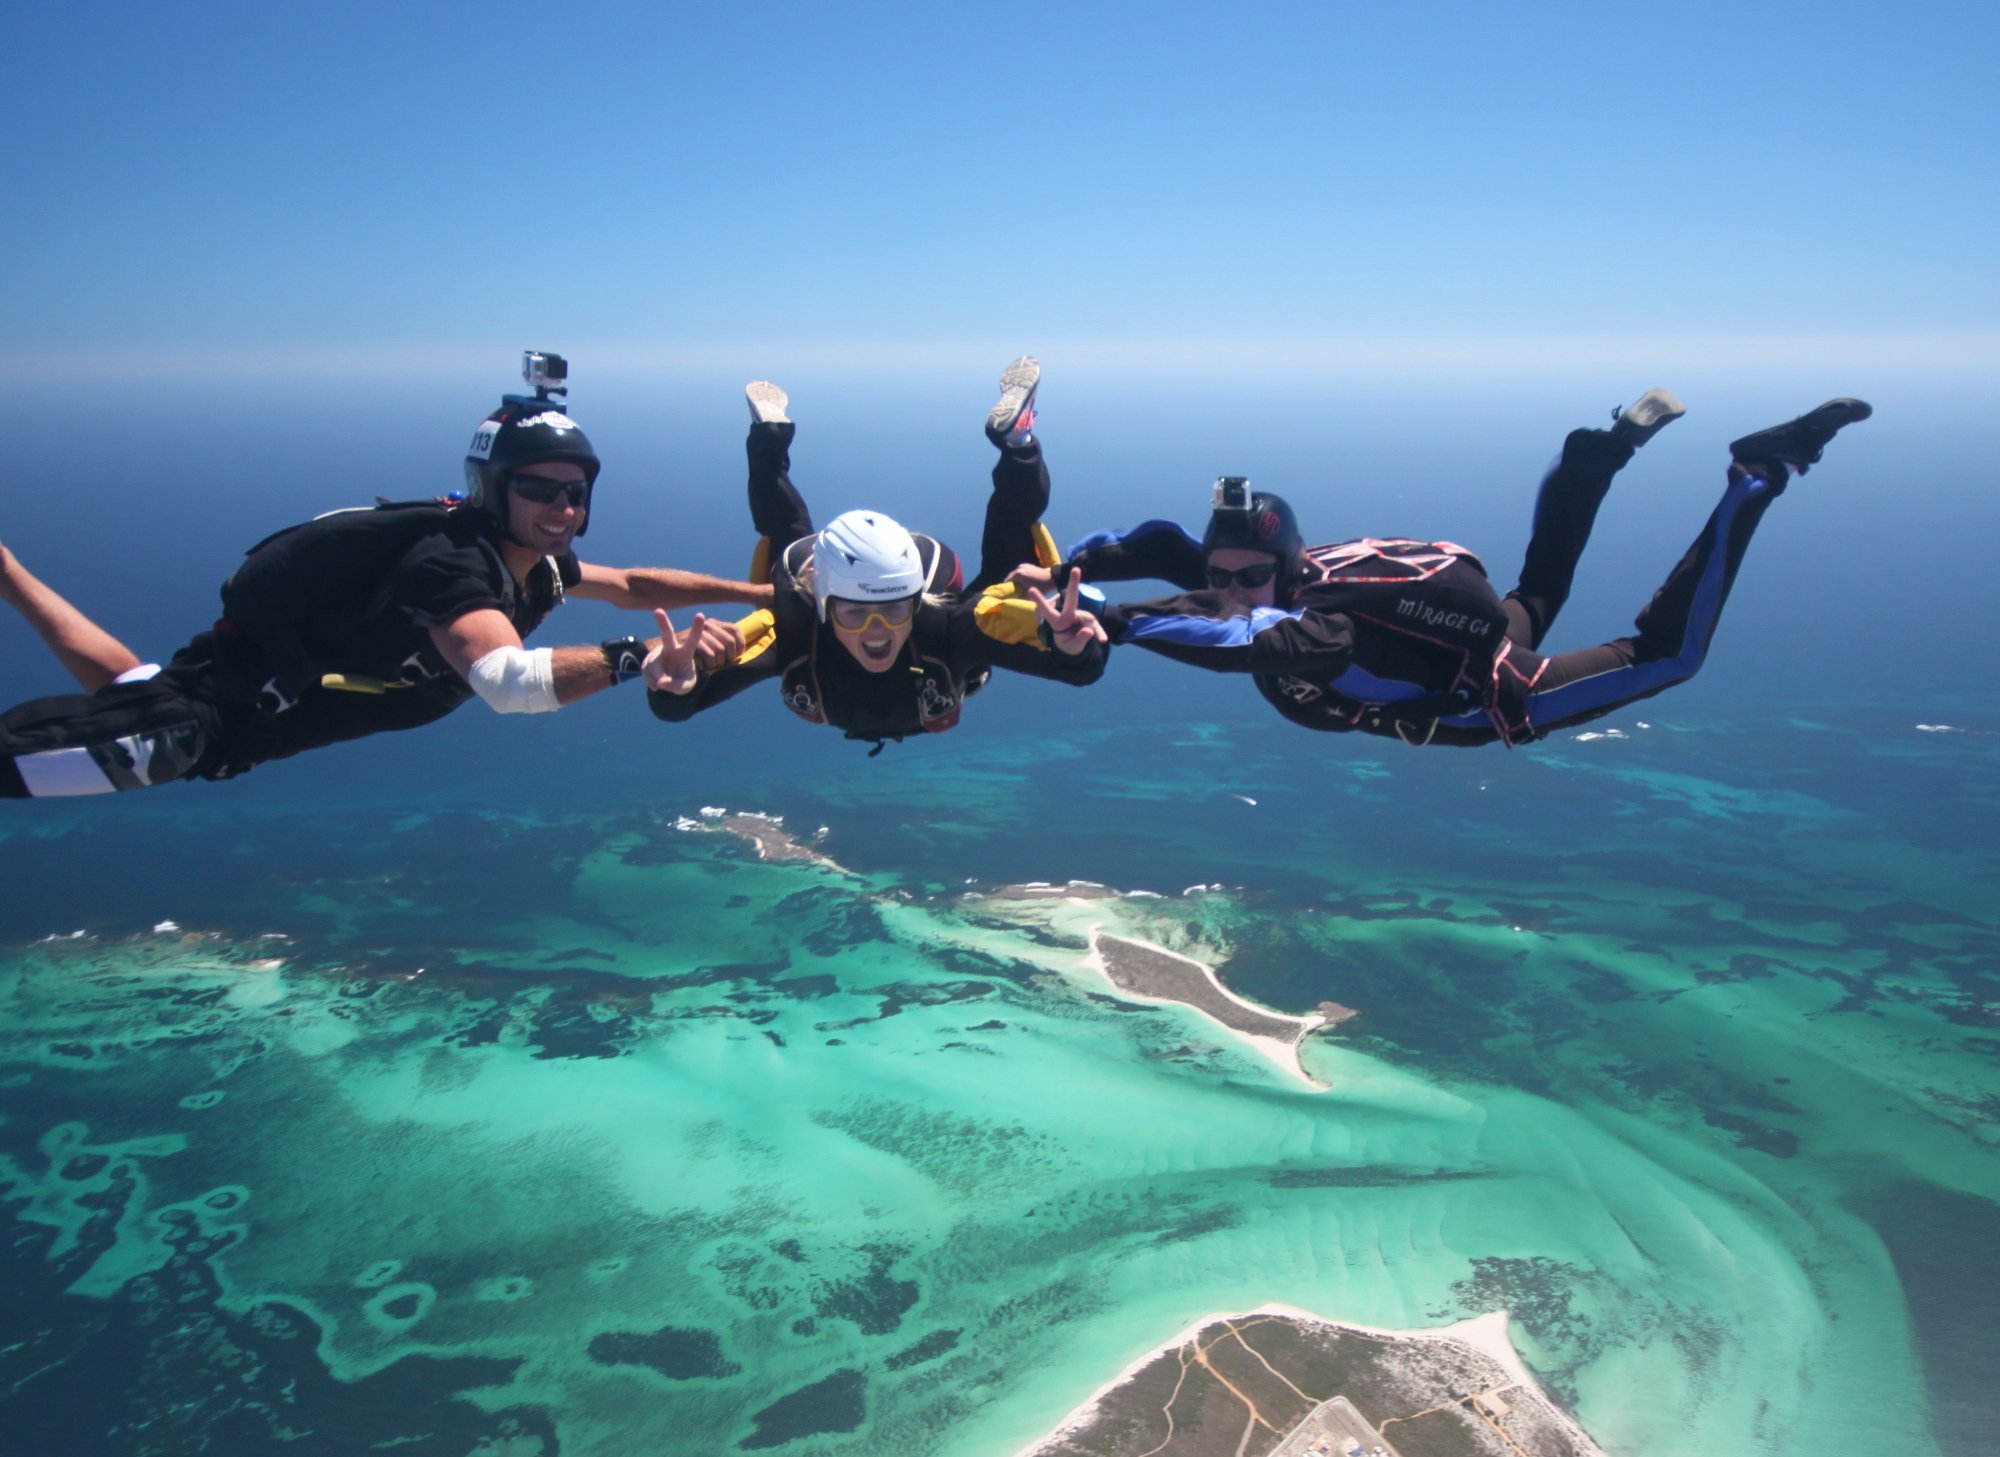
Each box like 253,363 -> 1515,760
2,512 -> 574,797
648,420 -> 1104,746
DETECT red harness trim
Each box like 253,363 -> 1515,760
1304,538 -> 1487,585
1484,640 -> 1547,747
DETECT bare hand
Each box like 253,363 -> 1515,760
1028,567 -> 1109,656
689,616 -> 745,669
643,609 -> 703,694
1009,562 -> 1057,591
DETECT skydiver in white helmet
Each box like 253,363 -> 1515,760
645,358 -> 1107,753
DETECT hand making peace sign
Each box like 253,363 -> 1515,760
1027,567 -> 1108,657
643,609 -> 745,694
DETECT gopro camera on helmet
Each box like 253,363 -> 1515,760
464,350 -> 602,539
1201,480 -> 1304,578
1212,476 -> 1254,512
520,351 -> 569,404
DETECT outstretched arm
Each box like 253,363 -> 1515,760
960,572 -> 1108,686
429,609 -> 619,710
1101,593 -> 1355,678
428,607 -> 742,712
570,561 -> 775,612
1064,520 -> 1209,591
0,539 -> 145,692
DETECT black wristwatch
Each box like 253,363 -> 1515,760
600,637 -> 647,685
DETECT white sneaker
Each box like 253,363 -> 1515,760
1609,388 -> 1685,447
746,380 -> 790,425
985,356 -> 1040,446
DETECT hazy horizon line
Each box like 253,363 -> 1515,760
31,330 -> 2000,385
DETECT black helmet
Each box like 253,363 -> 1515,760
463,352 -> 601,539
1202,482 -> 1305,581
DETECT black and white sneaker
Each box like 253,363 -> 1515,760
746,380 -> 790,425
985,356 -> 1040,448
1729,398 -> 1871,474
1609,388 -> 1686,448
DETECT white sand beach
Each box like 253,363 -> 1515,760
1078,928 -> 1331,1089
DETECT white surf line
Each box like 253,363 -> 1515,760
1017,1303 -> 1604,1457
1080,927 -> 1329,1090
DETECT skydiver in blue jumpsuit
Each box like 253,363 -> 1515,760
1037,394 -> 1870,747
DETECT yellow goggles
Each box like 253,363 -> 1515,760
829,597 -> 915,633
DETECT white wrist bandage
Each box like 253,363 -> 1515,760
466,645 -> 559,714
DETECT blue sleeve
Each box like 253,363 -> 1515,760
1103,593 -> 1355,677
1066,520 -> 1208,591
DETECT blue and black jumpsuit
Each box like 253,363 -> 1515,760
1072,427 -> 1791,747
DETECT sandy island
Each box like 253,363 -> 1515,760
665,831 -> 1360,1091
1082,931 -> 1357,1090
1021,1303 -> 1604,1457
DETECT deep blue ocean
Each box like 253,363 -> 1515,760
2,363 -> 1994,1456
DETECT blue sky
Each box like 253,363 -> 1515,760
10,0 -> 1998,382
6,0 -> 1999,726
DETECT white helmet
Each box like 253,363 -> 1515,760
811,510 -> 925,620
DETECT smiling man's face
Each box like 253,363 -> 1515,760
505,463 -> 589,553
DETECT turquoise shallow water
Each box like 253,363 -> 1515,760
1,703 -> 1995,1456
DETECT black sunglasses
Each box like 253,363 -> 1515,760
1205,562 -> 1277,589
510,472 -> 590,507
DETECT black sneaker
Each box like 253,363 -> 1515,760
985,356 -> 1040,447
1608,388 -> 1685,448
1729,398 -> 1872,474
